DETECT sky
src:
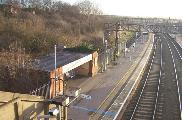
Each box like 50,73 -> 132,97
60,0 -> 182,18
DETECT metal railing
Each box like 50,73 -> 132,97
30,82 -> 50,99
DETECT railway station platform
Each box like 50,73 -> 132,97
68,34 -> 154,120
100,34 -> 154,120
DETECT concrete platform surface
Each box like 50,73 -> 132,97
100,35 -> 153,120
67,35 -> 152,120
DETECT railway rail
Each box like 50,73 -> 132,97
124,37 -> 162,120
121,34 -> 182,120
165,34 -> 182,119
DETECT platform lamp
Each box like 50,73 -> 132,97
113,22 -> 120,62
103,32 -> 107,71
103,30 -> 110,71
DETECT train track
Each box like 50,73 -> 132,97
125,37 -> 162,120
164,34 -> 182,119
122,33 -> 182,120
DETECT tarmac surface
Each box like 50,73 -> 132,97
67,35 -> 150,120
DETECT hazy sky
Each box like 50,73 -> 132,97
60,0 -> 182,18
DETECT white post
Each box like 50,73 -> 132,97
129,56 -> 132,61
54,45 -> 57,96
124,42 -> 126,57
142,33 -> 144,43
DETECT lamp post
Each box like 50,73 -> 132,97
103,35 -> 107,71
114,23 -> 120,62
103,30 -> 110,71
54,45 -> 57,97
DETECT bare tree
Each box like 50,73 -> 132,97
42,0 -> 52,9
92,4 -> 102,15
51,1 -> 80,17
5,0 -> 21,7
75,0 -> 93,15
28,0 -> 43,8
75,0 -> 102,33
75,0 -> 102,15
51,1 -> 63,13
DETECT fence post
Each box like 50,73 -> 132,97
45,84 -> 50,99
41,85 -> 46,96
14,102 -> 19,120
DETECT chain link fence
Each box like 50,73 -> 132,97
30,82 -> 50,99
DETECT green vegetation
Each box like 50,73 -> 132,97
64,42 -> 97,53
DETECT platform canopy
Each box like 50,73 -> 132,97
34,50 -> 92,73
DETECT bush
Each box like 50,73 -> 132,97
64,42 -> 96,53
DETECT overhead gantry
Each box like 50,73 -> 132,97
104,18 -> 182,34
102,18 -> 182,65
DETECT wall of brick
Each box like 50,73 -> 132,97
50,68 -> 64,98
89,51 -> 98,77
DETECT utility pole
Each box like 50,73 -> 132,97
141,32 -> 144,43
54,45 -> 67,120
55,45 -> 60,120
114,23 -> 120,62
37,45 -> 69,120
124,42 -> 126,57
55,45 -> 57,97
103,31 -> 108,71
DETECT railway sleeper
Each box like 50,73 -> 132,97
135,109 -> 153,115
137,106 -> 154,111
145,81 -> 159,84
138,101 -> 155,104
134,113 -> 152,119
142,93 -> 157,96
141,97 -> 156,100
138,104 -> 153,108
